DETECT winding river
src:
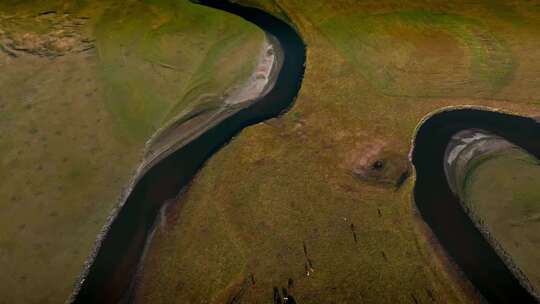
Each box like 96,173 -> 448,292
71,1 -> 305,303
412,108 -> 539,303
70,1 -> 539,303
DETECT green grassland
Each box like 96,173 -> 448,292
322,10 -> 515,97
94,0 -> 263,140
135,1 -> 540,303
0,1 -> 263,303
464,148 -> 540,294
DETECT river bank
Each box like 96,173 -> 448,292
68,0 -> 540,302
0,1 -> 265,303
443,128 -> 540,299
70,36 -> 281,302
70,0 -> 305,302
411,107 -> 540,303
121,0 -> 540,302
140,34 -> 282,174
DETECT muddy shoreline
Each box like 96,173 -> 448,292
69,0 -> 306,303
411,107 -> 540,303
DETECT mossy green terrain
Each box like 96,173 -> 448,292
135,1 -> 540,303
464,148 -> 540,294
0,1 -> 263,303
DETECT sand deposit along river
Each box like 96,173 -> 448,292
71,1 -> 305,303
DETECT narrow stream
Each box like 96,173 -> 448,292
412,108 -> 539,303
71,1 -> 306,303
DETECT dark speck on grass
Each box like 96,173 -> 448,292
350,223 -> 358,243
38,10 -> 56,16
372,160 -> 384,170
411,293 -> 419,304
307,258 -> 314,269
426,288 -> 435,301
273,287 -> 282,304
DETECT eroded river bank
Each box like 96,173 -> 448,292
70,0 -> 305,303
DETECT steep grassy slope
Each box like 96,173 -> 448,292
0,1 -> 263,303
135,1 -> 540,303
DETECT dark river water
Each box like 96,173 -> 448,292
412,108 -> 539,303
72,1 -> 538,302
72,1 -> 306,303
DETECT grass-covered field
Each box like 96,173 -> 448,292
0,1 -> 263,303
464,147 -> 540,294
135,0 -> 540,303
